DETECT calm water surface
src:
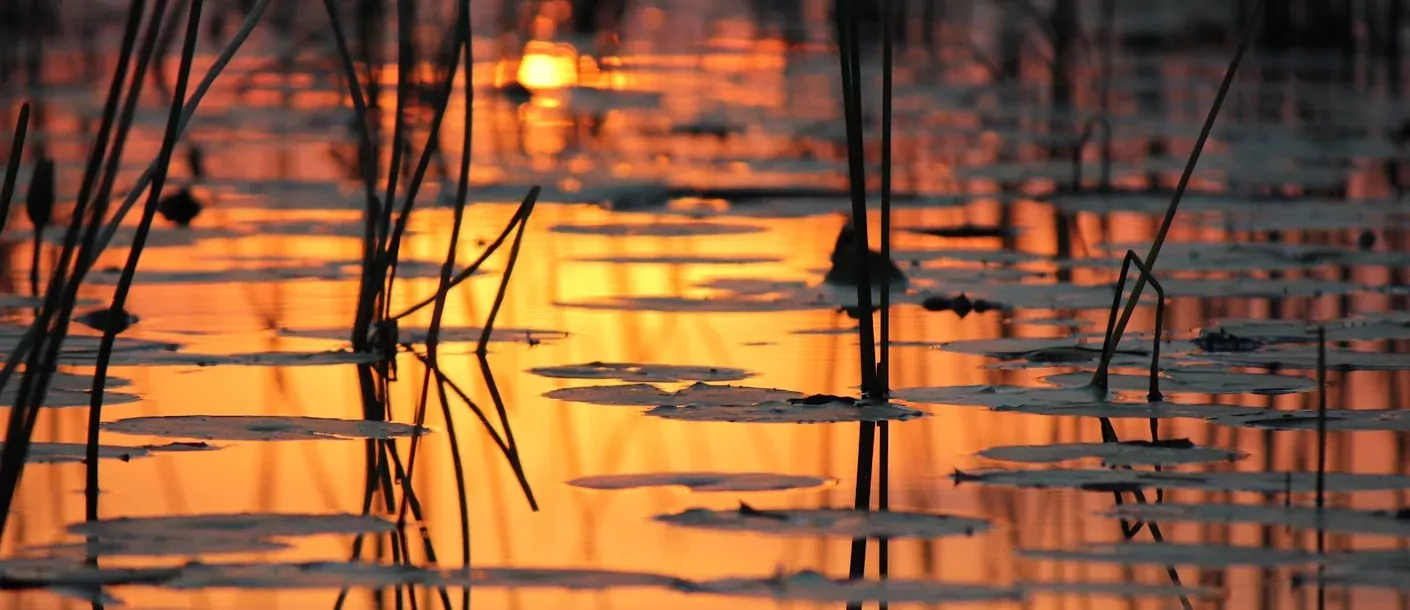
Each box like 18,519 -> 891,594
2,1 -> 1409,608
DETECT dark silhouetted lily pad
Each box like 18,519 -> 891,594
279,325 -> 567,345
55,513 -> 396,558
979,440 -> 1247,466
1020,542 -> 1318,568
573,254 -> 780,265
549,222 -> 764,237
567,472 -> 832,492
102,415 -> 427,441
693,570 -> 1021,604
0,442 -> 152,464
655,506 -> 988,538
530,362 -> 753,382
1042,369 -> 1317,395
544,382 -> 801,407
893,384 -> 1108,409
647,396 -> 925,423
953,468 -> 1410,493
1208,408 -> 1410,432
1110,503 -> 1410,537
1198,347 -> 1410,371
94,349 -> 382,367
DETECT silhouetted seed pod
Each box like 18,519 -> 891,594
25,156 -> 54,230
75,306 -> 139,335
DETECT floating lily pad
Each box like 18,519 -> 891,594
647,395 -> 925,424
1110,503 -> 1410,537
86,263 -> 350,285
573,254 -> 780,265
1020,542 -> 1319,568
1160,277 -> 1366,299
0,556 -> 179,588
1017,581 -> 1216,598
469,567 -> 687,590
166,561 -> 465,589
557,295 -> 833,313
567,472 -> 832,492
655,506 -> 989,538
1198,347 -> 1410,371
94,349 -> 382,367
279,325 -> 567,345
1041,369 -> 1317,395
978,440 -> 1247,467
953,469 -> 1410,493
996,400 -> 1259,420
544,382 -> 802,407
530,362 -> 753,382
892,384 -> 1108,409
548,222 -> 764,237
1208,408 -> 1410,432
0,442 -> 152,464
56,513 -> 396,558
102,415 -> 427,441
1,372 -> 141,408
891,248 -> 1047,265
693,570 -> 1021,604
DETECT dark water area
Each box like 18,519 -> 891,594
0,0 -> 1409,608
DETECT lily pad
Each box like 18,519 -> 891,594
953,468 -> 1410,493
567,472 -> 832,492
529,362 -> 753,383
573,254 -> 780,265
1017,581 -> 1216,598
693,570 -> 1021,604
1200,314 -> 1410,344
102,415 -> 427,441
279,325 -> 567,345
978,440 -> 1247,467
1019,542 -> 1319,568
647,395 -> 925,423
1041,369 -> 1317,395
86,263 -> 350,285
0,557 -> 179,588
556,295 -> 834,313
996,400 -> 1260,420
57,513 -> 396,557
1208,408 -> 1410,432
655,506 -> 989,538
1110,503 -> 1410,537
892,384 -> 1108,409
1198,347 -> 1410,371
0,442 -> 152,464
548,222 -> 764,237
166,561 -> 465,589
93,349 -> 383,367
544,382 -> 802,407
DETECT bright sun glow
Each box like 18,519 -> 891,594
517,42 -> 579,91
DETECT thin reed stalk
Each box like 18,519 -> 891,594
85,0 -> 204,522
1092,0 -> 1263,386
0,103 -> 29,235
877,0 -> 894,599
475,187 -> 538,355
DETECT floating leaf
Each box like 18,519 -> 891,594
953,468 -> 1410,493
548,222 -> 764,237
0,442 -> 151,464
557,295 -> 833,313
567,472 -> 832,492
892,384 -> 1108,409
1198,347 -> 1410,371
573,254 -> 780,265
996,400 -> 1260,420
86,263 -> 350,285
647,396 -> 925,423
1200,314 -> 1410,344
279,325 -> 567,345
655,506 -> 989,539
544,382 -> 802,407
1017,581 -> 1217,598
53,513 -> 396,558
978,440 -> 1247,467
1110,503 -> 1410,537
1020,542 -> 1319,568
1208,408 -> 1410,432
167,561 -> 466,589
102,415 -> 427,441
93,349 -> 382,367
1041,369 -> 1317,395
693,571 -> 1021,604
0,557 -> 179,588
530,362 -> 753,383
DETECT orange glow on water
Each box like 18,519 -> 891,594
516,42 -> 580,91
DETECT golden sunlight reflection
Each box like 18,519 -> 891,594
516,42 -> 580,91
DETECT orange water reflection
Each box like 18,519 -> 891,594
2,8 -> 1409,610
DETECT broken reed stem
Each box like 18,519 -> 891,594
475,355 -> 538,510
1091,0 -> 1263,388
86,0 -> 204,523
392,193 -> 536,321
0,103 -> 28,239
475,187 -> 539,355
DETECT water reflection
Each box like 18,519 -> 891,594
1,0 -> 1409,609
